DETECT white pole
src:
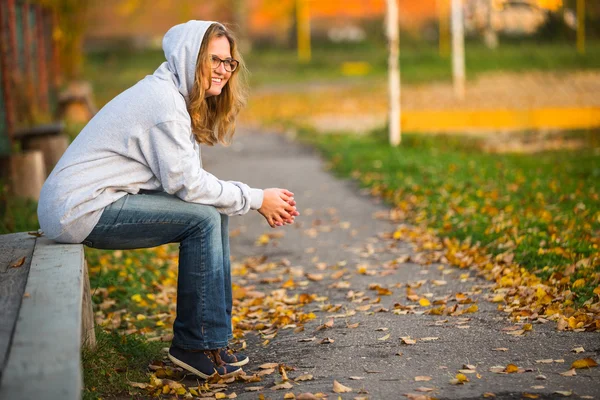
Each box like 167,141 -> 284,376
386,0 -> 401,146
451,0 -> 465,99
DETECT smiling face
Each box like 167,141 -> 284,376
204,35 -> 232,98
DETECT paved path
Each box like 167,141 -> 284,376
201,129 -> 600,400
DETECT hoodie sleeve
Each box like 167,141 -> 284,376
142,121 -> 263,215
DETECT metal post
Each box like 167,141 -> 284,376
451,0 -> 465,100
386,0 -> 401,146
577,0 -> 585,55
296,0 -> 311,63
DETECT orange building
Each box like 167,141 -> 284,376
85,0 -> 439,44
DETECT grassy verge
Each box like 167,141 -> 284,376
303,128 -> 600,307
83,246 -> 179,399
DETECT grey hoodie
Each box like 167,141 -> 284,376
37,21 -> 263,244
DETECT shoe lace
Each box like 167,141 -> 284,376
205,349 -> 225,367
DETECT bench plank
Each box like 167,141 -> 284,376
0,237 -> 85,400
0,233 -> 36,376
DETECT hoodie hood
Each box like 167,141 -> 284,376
155,20 -> 221,101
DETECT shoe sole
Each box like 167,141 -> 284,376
168,353 -> 244,380
227,357 -> 249,367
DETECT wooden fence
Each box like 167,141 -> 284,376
0,0 -> 59,156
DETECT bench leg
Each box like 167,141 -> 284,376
81,260 -> 96,349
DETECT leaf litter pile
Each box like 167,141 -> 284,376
309,130 -> 600,332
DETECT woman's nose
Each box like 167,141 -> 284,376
214,62 -> 227,74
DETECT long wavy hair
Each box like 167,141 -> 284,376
188,23 -> 247,146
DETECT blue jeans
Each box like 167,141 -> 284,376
83,191 -> 233,350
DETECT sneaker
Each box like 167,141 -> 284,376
219,347 -> 249,367
168,346 -> 243,379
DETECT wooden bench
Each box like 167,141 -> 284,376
0,232 -> 95,400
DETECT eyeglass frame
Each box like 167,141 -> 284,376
209,54 -> 239,72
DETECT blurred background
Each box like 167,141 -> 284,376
1,0 -> 599,227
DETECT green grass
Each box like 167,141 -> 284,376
0,182 -> 39,234
303,128 -> 600,303
82,328 -> 164,400
84,40 -> 600,107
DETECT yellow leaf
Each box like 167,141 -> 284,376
216,393 -> 227,399
456,373 -> 469,383
378,333 -> 390,341
256,234 -> 270,246
593,286 -> 600,296
523,323 -> 533,331
136,314 -> 146,321
332,380 -> 352,393
572,279 -> 586,289
504,364 -> 519,373
284,393 -> 296,399
465,304 -> 478,313
131,294 -> 142,303
571,358 -> 598,369
419,298 -> 431,307
491,294 -> 505,303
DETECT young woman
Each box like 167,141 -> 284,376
37,20 -> 299,379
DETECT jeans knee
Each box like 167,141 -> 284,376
192,206 -> 221,235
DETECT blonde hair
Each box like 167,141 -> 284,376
188,24 -> 247,146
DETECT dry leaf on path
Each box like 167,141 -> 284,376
571,358 -> 598,369
10,256 -> 26,269
560,369 -> 577,376
271,382 -> 293,390
259,363 -> 279,369
571,347 -> 585,353
414,376 -> 432,382
378,334 -> 390,341
332,380 -> 352,393
295,374 -> 314,382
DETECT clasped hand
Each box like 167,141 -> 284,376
258,188 -> 300,228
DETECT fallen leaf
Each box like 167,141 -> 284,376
271,382 -> 294,390
450,373 -> 469,385
522,394 -> 539,399
415,387 -> 435,392
259,363 -> 279,369
535,375 -> 547,380
306,273 -> 324,282
401,337 -> 417,345
128,382 -> 149,389
536,359 -> 554,364
420,337 -> 439,342
414,376 -> 432,382
571,358 -> 598,369
295,374 -> 314,382
10,256 -> 26,269
531,386 -> 545,390
349,376 -> 364,380
504,364 -> 519,373
316,319 -> 334,331
378,334 -> 390,341
419,298 -> 431,307
482,393 -> 496,398
560,369 -> 577,376
332,380 -> 352,393
492,348 -> 508,352
320,337 -> 334,344
554,391 -> 572,397
298,337 -> 316,342
245,387 -> 264,392
571,347 -> 585,353
284,393 -> 295,399
296,394 -> 319,400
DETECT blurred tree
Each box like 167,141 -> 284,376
35,0 -> 92,81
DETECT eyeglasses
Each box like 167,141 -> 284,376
210,55 -> 239,72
